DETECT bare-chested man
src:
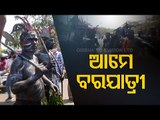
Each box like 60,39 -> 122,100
35,37 -> 57,103
8,31 -> 57,105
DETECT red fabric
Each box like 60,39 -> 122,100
0,59 -> 7,71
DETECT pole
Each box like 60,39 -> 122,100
0,41 -> 42,71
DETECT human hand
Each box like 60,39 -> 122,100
50,83 -> 59,93
35,63 -> 48,79
50,59 -> 56,68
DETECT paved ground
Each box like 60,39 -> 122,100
0,78 -> 74,105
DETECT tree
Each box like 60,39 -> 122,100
28,15 -> 60,51
10,15 -> 60,51
96,27 -> 113,38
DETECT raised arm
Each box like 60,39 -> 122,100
42,75 -> 59,92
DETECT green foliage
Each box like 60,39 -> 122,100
29,15 -> 60,51
12,31 -> 21,49
132,15 -> 160,33
49,90 -> 64,105
11,15 -> 61,51
0,49 -> 8,58
41,96 -> 48,105
41,89 -> 64,105
1,49 -> 7,53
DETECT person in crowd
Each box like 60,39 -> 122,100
8,31 -> 57,105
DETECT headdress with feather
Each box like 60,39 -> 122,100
11,16 -> 33,34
